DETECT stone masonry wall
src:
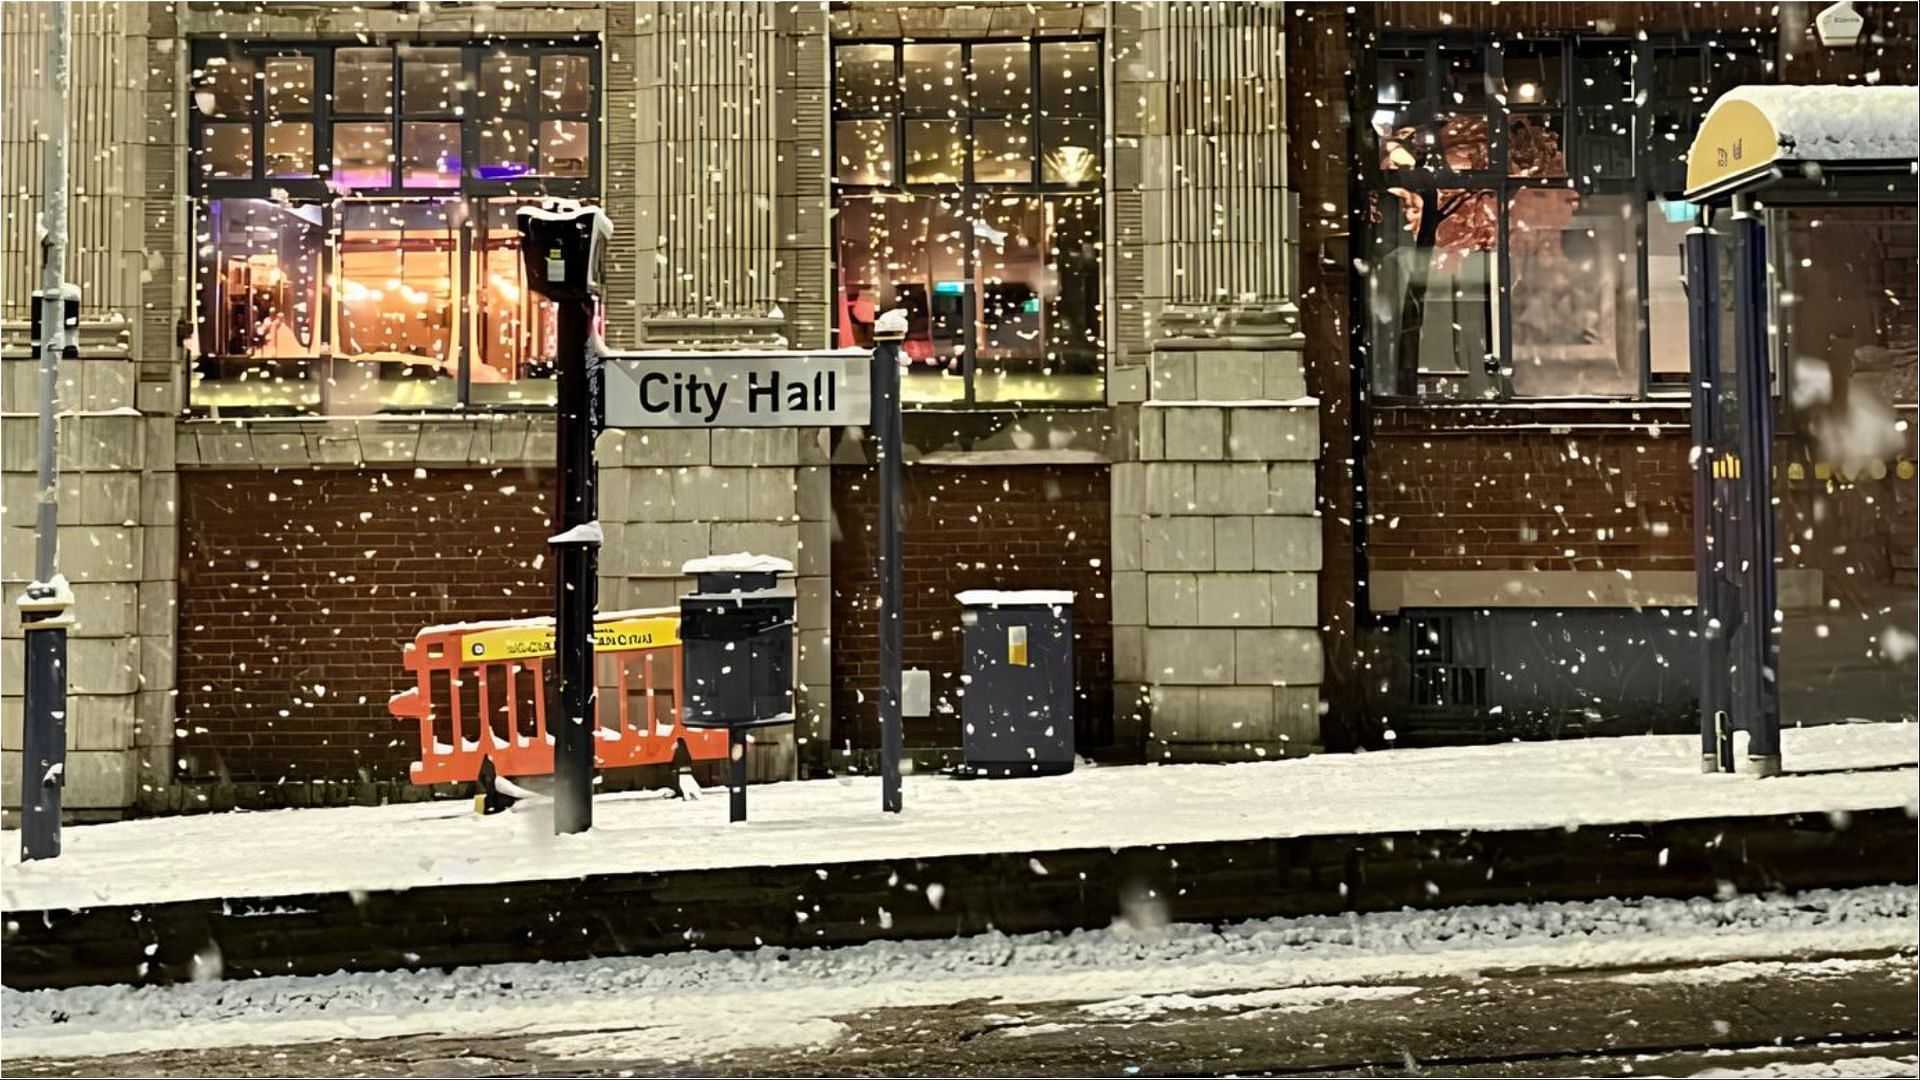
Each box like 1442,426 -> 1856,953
1107,2 -> 1321,761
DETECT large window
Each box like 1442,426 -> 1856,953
1362,35 -> 1767,402
188,40 -> 597,414
832,39 -> 1104,405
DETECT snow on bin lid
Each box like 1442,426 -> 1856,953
1685,84 -> 1920,199
682,552 -> 795,575
956,589 -> 1075,607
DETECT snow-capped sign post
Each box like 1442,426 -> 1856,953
872,308 -> 908,814
517,200 -> 614,836
21,0 -> 73,863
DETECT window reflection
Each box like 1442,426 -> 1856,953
333,200 -> 460,409
202,123 -> 253,179
540,54 -> 591,112
263,56 -> 313,117
906,120 -> 964,184
832,38 -> 1103,403
400,47 -> 463,115
264,121 -> 315,178
332,122 -> 393,188
333,48 -> 392,115
401,122 -> 462,188
538,120 -> 589,177
195,57 -> 254,117
971,42 -> 1030,112
1507,190 -> 1639,397
473,199 -> 559,405
194,199 -> 325,410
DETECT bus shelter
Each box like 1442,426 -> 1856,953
1684,85 -> 1918,774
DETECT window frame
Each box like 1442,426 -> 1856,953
187,37 -> 601,416
1356,31 -> 1771,405
188,39 -> 600,201
830,35 -> 1106,408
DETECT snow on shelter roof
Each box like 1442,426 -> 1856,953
1686,84 -> 1920,200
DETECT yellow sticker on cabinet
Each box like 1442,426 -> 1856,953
1008,625 -> 1029,667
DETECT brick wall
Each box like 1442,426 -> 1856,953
176,469 -> 553,784
1366,413 -> 1695,572
830,464 -> 1113,752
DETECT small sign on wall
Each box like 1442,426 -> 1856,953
1816,0 -> 1866,47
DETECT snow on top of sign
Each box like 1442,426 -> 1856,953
599,347 -> 869,361
1715,84 -> 1920,163
548,520 -> 604,545
875,308 -> 911,336
956,589 -> 1076,607
683,552 -> 795,575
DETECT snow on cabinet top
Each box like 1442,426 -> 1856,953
683,552 -> 795,575
956,589 -> 1076,607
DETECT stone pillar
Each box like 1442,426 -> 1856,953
1,1 -> 175,819
1109,1 -> 1321,761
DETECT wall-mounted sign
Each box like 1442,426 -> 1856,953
602,349 -> 873,428
1816,0 -> 1865,47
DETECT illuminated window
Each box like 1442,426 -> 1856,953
1362,35 -> 1768,402
832,39 -> 1104,406
187,39 -> 599,414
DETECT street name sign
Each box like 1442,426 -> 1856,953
602,349 -> 873,428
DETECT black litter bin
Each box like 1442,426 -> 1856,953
956,589 -> 1075,777
679,553 -> 796,821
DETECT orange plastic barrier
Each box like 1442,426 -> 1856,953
388,608 -> 729,785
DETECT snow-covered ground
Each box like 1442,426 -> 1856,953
2,722 -> 1913,912
2,885 -> 1912,1064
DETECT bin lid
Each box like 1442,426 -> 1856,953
682,552 -> 794,575
955,589 -> 1075,607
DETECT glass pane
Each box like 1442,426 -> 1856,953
833,194 -> 968,402
1653,48 -> 1706,104
333,48 -> 393,115
1373,107 -> 1425,171
971,42 -> 1031,112
973,194 -> 1104,403
1769,206 -> 1919,723
834,44 -> 896,111
1574,107 -> 1634,183
1647,198 -> 1696,381
263,56 -> 314,117
537,119 -> 590,177
1368,188 -> 1498,399
1501,43 -> 1561,107
263,120 -> 315,178
540,54 -> 591,113
1039,41 -> 1098,117
1508,189 -> 1639,397
192,199 -> 325,412
334,200 -> 460,410
973,118 -> 1032,183
904,44 -> 964,113
400,47 -> 463,115
834,119 -> 893,185
1041,118 -> 1100,184
1507,114 -> 1565,178
1442,47 -> 1486,109
400,122 -> 462,188
479,50 -> 536,114
1575,50 -> 1632,104
201,123 -> 253,179
472,199 -> 559,405
473,118 -> 532,180
331,122 -> 393,189
905,120 -> 964,184
1376,53 -> 1424,107
194,57 -> 254,118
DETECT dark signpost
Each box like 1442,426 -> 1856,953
519,198 -> 905,828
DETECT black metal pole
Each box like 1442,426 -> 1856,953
1685,222 -> 1731,773
1730,203 -> 1781,776
873,330 -> 904,813
20,601 -> 68,861
728,727 -> 748,824
551,295 -> 599,834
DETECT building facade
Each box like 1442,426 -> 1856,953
2,0 -> 1911,818
0,0 -> 1318,816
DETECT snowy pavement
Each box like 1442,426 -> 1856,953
3,722 -> 1914,912
2,885 -> 1913,1072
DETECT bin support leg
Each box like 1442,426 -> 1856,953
728,727 -> 748,823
